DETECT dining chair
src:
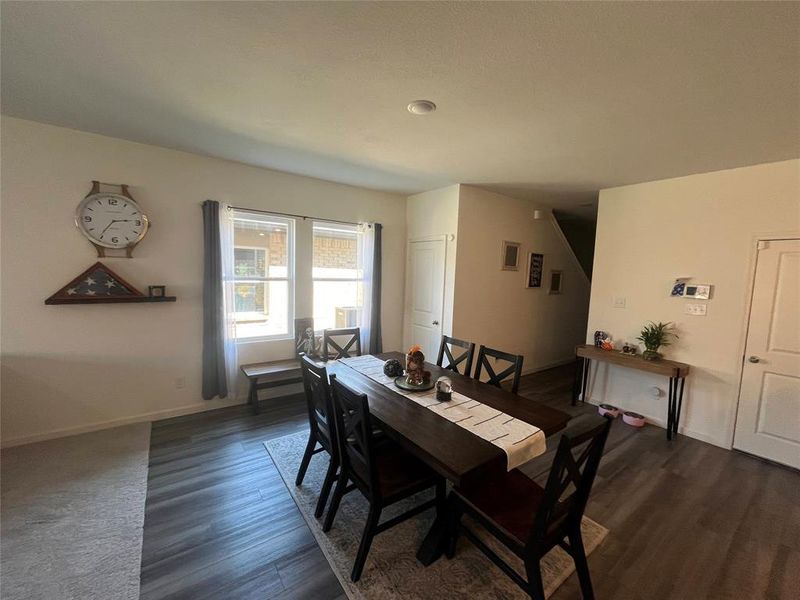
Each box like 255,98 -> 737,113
446,414 -> 613,600
324,375 -> 446,582
436,335 -> 476,376
322,327 -> 362,360
474,345 -> 524,394
296,356 -> 339,519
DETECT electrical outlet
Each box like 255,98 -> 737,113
175,376 -> 186,389
685,303 -> 707,316
613,296 -> 626,308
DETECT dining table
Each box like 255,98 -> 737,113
324,350 -> 573,566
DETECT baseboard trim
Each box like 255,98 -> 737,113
583,396 -> 730,450
0,395 -> 250,448
521,357 -> 574,377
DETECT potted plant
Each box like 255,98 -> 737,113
637,321 -> 677,360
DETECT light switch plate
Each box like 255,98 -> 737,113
685,303 -> 707,316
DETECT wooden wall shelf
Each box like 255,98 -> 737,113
45,296 -> 177,305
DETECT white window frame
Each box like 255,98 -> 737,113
312,221 -> 363,332
232,210 -> 295,343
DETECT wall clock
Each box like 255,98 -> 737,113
75,181 -> 150,257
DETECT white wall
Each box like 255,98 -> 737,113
588,159 -> 800,448
452,186 -> 591,375
0,117 -> 406,446
404,185 -> 460,348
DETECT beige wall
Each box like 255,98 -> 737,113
588,159 -> 800,448
405,185 -> 460,345
0,117 -> 406,446
452,186 -> 591,375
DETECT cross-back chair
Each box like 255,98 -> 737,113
446,414 -> 613,599
474,345 -> 524,394
322,327 -> 362,360
325,375 -> 446,582
295,356 -> 339,519
436,335 -> 476,376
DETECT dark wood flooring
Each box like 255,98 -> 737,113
140,363 -> 800,600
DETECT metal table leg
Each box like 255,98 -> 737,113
672,377 -> 685,438
571,357 -> 582,406
581,358 -> 590,404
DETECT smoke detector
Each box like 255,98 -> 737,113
407,100 -> 437,115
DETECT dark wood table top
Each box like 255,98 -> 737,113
575,344 -> 690,377
326,351 -> 571,485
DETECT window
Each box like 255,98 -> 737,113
313,222 -> 363,331
232,211 -> 294,340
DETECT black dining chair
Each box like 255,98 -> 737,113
446,414 -> 612,600
436,335 -> 476,376
324,375 -> 446,582
474,345 -> 524,394
296,356 -> 340,519
322,327 -> 362,360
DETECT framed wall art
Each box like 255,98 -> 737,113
526,252 -> 544,288
548,270 -> 563,294
501,241 -> 521,271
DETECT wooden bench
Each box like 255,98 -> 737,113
572,344 -> 691,440
240,358 -> 303,414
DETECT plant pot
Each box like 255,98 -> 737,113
642,349 -> 661,361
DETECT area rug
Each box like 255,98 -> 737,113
0,423 -> 151,600
265,431 -> 608,599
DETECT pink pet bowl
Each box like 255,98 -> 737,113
622,411 -> 646,427
598,404 -> 621,418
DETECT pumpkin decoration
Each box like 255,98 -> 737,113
383,358 -> 403,378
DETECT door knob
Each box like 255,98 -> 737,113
432,320 -> 439,326
748,356 -> 760,363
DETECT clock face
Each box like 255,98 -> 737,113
75,193 -> 149,249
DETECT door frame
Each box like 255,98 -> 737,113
403,235 -> 449,354
731,231 -> 800,451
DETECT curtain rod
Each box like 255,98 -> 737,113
227,205 -> 362,227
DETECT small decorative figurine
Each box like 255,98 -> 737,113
594,330 -> 607,347
383,358 -> 403,378
622,343 -> 638,355
405,345 -> 431,386
436,376 -> 453,401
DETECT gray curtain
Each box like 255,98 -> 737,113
369,223 -> 383,353
202,200 -> 228,399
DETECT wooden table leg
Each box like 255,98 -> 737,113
249,379 -> 260,415
416,513 -> 449,566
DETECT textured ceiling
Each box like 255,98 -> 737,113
2,2 -> 799,217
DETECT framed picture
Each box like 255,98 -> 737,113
526,253 -> 544,288
548,270 -> 563,294
501,241 -> 521,271
294,317 -> 318,358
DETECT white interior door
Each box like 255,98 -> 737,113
404,239 -> 445,360
733,238 -> 800,469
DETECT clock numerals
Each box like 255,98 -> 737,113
77,192 -> 148,252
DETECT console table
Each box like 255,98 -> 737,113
240,358 -> 302,414
572,344 -> 691,440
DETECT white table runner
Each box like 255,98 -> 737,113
339,355 -> 546,470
